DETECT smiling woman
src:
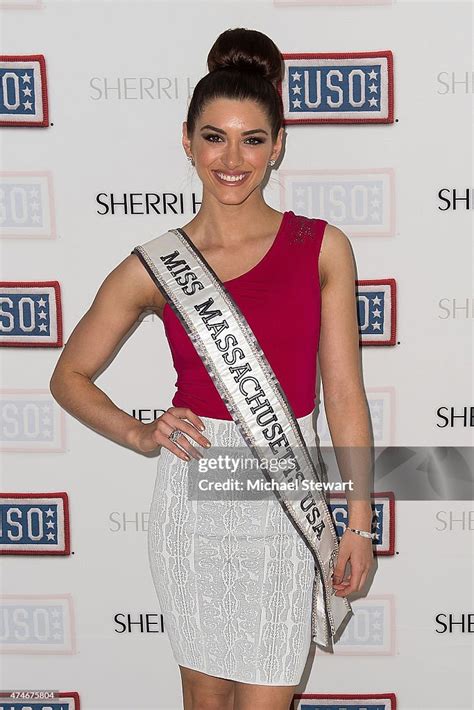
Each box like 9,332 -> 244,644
182,97 -> 281,208
50,25 -> 374,710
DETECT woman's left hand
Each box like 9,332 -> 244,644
331,529 -> 375,597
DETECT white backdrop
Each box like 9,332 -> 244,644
1,1 -> 473,709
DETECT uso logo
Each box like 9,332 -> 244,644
280,51 -> 394,124
0,492 -> 70,555
0,593 -> 75,653
357,279 -> 397,345
330,491 -> 395,555
0,281 -> 62,347
279,168 -> 396,238
0,55 -> 49,127
293,693 -> 396,709
0,171 -> 57,240
323,595 -> 396,656
0,389 -> 66,453
0,693 -> 79,709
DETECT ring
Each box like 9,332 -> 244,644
168,428 -> 183,444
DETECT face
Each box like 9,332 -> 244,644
182,98 -> 283,205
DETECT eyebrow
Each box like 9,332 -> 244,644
200,124 -> 268,136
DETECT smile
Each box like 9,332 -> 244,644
213,170 -> 250,185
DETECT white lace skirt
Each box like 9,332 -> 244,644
147,409 -> 317,685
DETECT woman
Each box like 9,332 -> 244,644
50,27 -> 374,710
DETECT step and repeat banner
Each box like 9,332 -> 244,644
1,1 -> 472,709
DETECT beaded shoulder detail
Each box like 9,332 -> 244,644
289,214 -> 319,245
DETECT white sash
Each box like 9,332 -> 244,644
132,227 -> 353,649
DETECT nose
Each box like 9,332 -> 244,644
222,140 -> 243,169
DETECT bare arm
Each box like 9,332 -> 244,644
318,223 -> 375,596
318,224 -> 374,528
49,253 -> 163,450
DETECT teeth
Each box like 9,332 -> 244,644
216,172 -> 247,182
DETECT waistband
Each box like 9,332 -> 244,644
198,407 -> 316,428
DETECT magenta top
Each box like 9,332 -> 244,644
162,210 -> 327,420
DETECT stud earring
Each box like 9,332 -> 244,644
187,155 -> 195,166
268,159 -> 276,167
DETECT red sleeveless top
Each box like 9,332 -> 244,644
162,210 -> 327,420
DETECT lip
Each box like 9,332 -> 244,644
212,170 -> 251,187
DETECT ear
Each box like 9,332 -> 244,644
182,121 -> 192,158
270,127 -> 285,162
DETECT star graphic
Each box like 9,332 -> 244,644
291,71 -> 301,82
21,72 -> 32,83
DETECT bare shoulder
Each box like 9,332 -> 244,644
319,223 -> 356,289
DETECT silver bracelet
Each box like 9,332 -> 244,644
346,527 -> 377,540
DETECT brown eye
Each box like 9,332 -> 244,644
203,133 -> 222,142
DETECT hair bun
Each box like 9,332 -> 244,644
207,28 -> 283,86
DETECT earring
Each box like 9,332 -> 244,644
187,155 -> 195,166
268,159 -> 276,167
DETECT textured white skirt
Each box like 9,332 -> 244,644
147,409 -> 317,685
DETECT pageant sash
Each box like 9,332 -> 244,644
131,228 -> 353,649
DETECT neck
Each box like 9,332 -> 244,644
182,192 -> 282,246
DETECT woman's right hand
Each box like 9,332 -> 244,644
133,407 -> 212,460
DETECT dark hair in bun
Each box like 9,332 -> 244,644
186,28 -> 284,141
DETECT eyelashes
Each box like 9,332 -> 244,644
202,133 -> 265,145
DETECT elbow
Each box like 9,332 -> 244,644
49,365 -> 69,404
49,373 -> 61,403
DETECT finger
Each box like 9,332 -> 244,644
161,410 -> 212,449
335,582 -> 358,597
332,558 -> 349,584
170,407 -> 207,434
155,421 -> 192,462
160,439 -> 192,462
170,431 -> 204,461
158,420 -> 204,461
332,578 -> 351,590
337,568 -> 363,596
